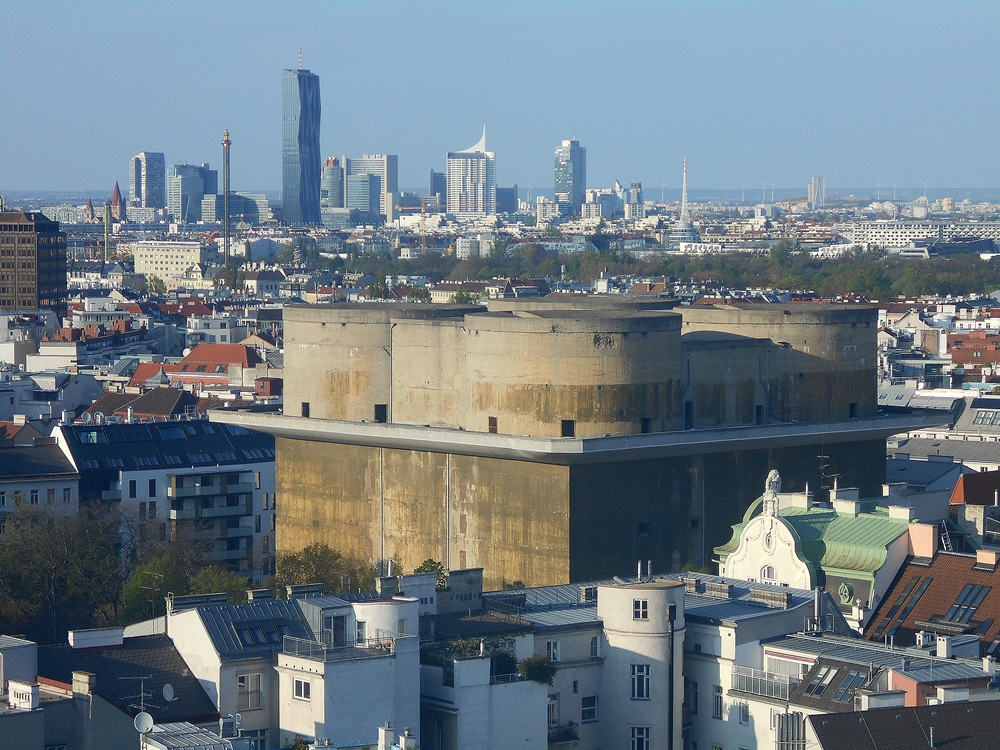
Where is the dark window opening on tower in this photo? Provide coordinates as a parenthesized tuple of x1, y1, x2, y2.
(641, 417, 652, 434)
(849, 402, 858, 419)
(374, 404, 388, 423)
(488, 416, 498, 434)
(755, 405, 764, 425)
(561, 420, 575, 438)
(301, 402, 310, 418)
(684, 402, 694, 430)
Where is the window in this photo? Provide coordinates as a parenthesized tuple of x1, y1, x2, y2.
(129, 480, 137, 498)
(712, 685, 723, 718)
(301, 402, 310, 418)
(46, 488, 55, 504)
(488, 416, 497, 433)
(398, 618, 405, 635)
(255, 515, 261, 533)
(547, 693, 559, 726)
(237, 673, 262, 710)
(148, 478, 156, 497)
(631, 726, 650, 750)
(832, 671, 866, 702)
(241, 729, 268, 750)
(581, 695, 598, 722)
(590, 635, 600, 658)
(254, 471, 261, 490)
(148, 501, 156, 520)
(738, 701, 750, 724)
(945, 583, 991, 624)
(0, 491, 5, 506)
(685, 679, 698, 714)
(374, 403, 388, 423)
(546, 641, 560, 663)
(81, 459, 100, 469)
(356, 621, 367, 643)
(641, 417, 652, 433)
(804, 666, 838, 697)
(62, 488, 71, 503)
(293, 678, 310, 700)
(30, 490, 38, 504)
(633, 599, 649, 619)
(761, 565, 775, 582)
(561, 419, 575, 437)
(631, 664, 650, 700)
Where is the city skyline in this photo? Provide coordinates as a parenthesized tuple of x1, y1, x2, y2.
(3, 1, 1000, 195)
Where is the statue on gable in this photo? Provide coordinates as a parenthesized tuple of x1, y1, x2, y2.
(762, 469, 781, 517)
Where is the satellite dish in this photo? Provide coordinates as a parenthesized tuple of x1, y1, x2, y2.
(82, 412, 92, 423)
(162, 683, 174, 702)
(134, 711, 154, 734)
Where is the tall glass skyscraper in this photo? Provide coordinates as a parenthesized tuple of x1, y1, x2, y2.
(129, 152, 166, 208)
(554, 138, 586, 214)
(446, 126, 495, 216)
(282, 68, 322, 225)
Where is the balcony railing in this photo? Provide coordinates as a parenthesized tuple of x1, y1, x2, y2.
(283, 633, 396, 662)
(548, 722, 579, 744)
(731, 665, 798, 700)
(490, 672, 527, 685)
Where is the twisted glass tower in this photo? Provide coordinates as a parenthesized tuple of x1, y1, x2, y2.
(282, 68, 322, 225)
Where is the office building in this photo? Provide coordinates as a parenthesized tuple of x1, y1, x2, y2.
(495, 185, 518, 214)
(0, 211, 67, 319)
(127, 240, 221, 277)
(429, 169, 447, 206)
(213, 298, 941, 591)
(554, 138, 586, 213)
(282, 68, 322, 225)
(809, 175, 826, 209)
(446, 126, 495, 216)
(167, 164, 217, 223)
(128, 151, 166, 208)
(344, 155, 397, 217)
(321, 157, 343, 208)
(346, 174, 381, 224)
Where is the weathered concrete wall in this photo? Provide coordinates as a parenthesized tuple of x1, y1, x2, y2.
(277, 437, 571, 589)
(460, 311, 683, 437)
(391, 319, 466, 426)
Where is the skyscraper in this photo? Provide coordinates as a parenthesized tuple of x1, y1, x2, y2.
(321, 157, 344, 208)
(344, 155, 397, 218)
(429, 169, 447, 207)
(809, 176, 826, 209)
(282, 67, 322, 225)
(0, 210, 67, 319)
(346, 174, 381, 224)
(128, 152, 166, 208)
(554, 137, 586, 214)
(167, 163, 217, 223)
(446, 126, 495, 216)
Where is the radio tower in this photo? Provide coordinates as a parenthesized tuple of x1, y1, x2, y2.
(222, 128, 231, 262)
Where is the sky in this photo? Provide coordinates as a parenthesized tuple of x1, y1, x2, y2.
(2, 0, 999, 196)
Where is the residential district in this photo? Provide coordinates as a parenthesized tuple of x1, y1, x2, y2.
(7, 66, 1000, 750)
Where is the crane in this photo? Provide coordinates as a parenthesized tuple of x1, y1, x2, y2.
(393, 195, 445, 253)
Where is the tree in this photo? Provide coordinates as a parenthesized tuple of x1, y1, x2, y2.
(274, 542, 347, 596)
(146, 275, 166, 295)
(405, 286, 431, 303)
(121, 554, 190, 624)
(450, 290, 480, 305)
(367, 269, 391, 300)
(768, 240, 794, 266)
(543, 224, 562, 238)
(519, 654, 558, 685)
(414, 558, 447, 588)
(189, 566, 250, 604)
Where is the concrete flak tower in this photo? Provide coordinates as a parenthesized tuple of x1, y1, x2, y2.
(222, 128, 231, 261)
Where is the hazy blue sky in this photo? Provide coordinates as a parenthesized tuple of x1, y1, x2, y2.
(2, 1, 998, 195)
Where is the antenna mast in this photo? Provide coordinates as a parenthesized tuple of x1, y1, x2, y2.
(298, 47, 303, 69)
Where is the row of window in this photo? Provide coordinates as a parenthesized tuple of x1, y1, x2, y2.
(0, 488, 72, 506)
(544, 636, 602, 663)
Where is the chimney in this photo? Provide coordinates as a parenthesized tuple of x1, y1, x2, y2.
(127, 406, 134, 424)
(376, 576, 398, 598)
(936, 635, 953, 659)
(72, 671, 96, 696)
(637, 560, 643, 579)
(814, 587, 822, 627)
(7, 680, 40, 710)
(400, 729, 417, 750)
(247, 588, 274, 601)
(61, 410, 73, 425)
(378, 723, 393, 750)
(832, 498, 861, 517)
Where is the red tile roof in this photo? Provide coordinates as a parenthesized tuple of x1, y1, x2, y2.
(864, 552, 1000, 656)
(182, 343, 262, 367)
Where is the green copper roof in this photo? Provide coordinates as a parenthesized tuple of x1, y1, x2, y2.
(715, 497, 911, 577)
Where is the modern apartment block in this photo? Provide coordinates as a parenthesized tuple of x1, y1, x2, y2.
(214, 297, 942, 590)
(446, 127, 495, 216)
(281, 68, 322, 225)
(53, 415, 276, 577)
(129, 151, 167, 208)
(0, 211, 67, 319)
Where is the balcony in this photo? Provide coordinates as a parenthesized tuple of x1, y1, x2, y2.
(283, 633, 396, 662)
(224, 525, 253, 539)
(209, 547, 248, 562)
(102, 489, 122, 501)
(170, 503, 247, 521)
(168, 481, 252, 499)
(548, 722, 579, 744)
(731, 665, 798, 700)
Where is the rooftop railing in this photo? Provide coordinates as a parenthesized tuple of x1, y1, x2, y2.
(283, 632, 395, 662)
(731, 665, 798, 700)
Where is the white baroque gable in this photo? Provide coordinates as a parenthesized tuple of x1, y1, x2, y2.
(721, 512, 812, 589)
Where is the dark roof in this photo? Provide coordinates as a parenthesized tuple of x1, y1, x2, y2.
(86, 391, 140, 417)
(192, 599, 311, 660)
(59, 417, 274, 499)
(37, 634, 218, 724)
(0, 443, 78, 480)
(256, 308, 282, 322)
(785, 657, 877, 714)
(125, 388, 199, 418)
(809, 699, 1000, 750)
(864, 552, 1000, 655)
(951, 469, 1000, 505)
